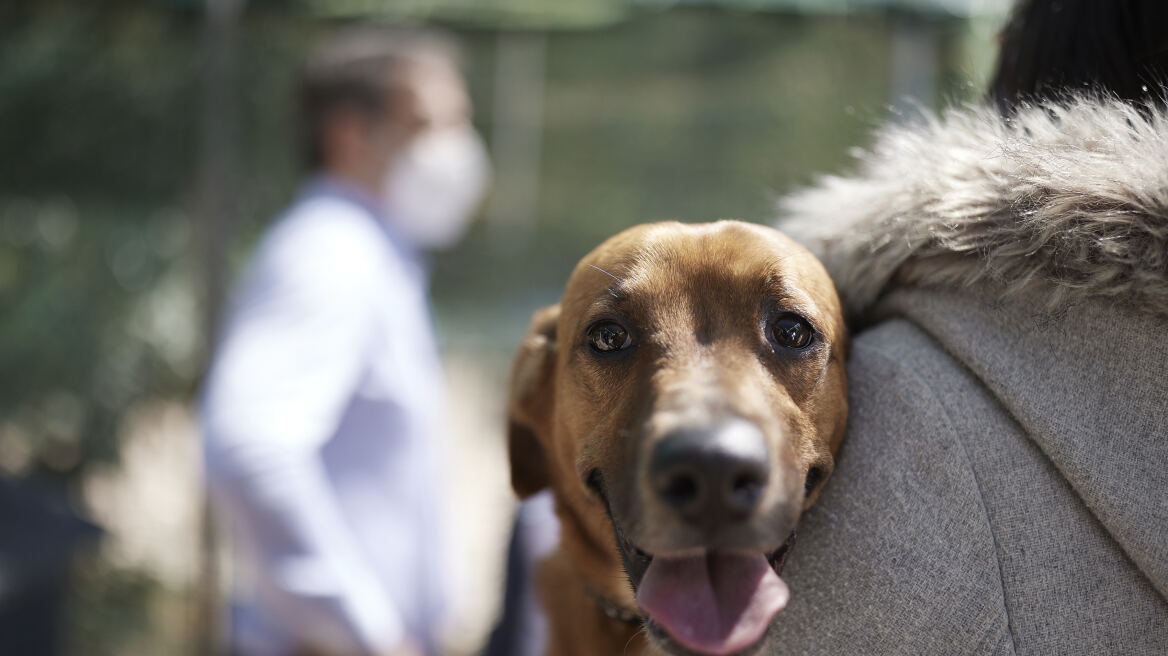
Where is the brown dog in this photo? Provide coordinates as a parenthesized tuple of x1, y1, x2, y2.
(507, 220, 847, 656)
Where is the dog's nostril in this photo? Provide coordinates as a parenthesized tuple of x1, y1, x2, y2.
(727, 470, 765, 515)
(659, 469, 701, 510)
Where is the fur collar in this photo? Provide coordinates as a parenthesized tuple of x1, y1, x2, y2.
(777, 98, 1168, 321)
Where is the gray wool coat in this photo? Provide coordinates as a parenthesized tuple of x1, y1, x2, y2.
(769, 99, 1168, 654)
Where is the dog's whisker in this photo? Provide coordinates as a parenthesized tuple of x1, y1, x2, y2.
(588, 263, 624, 285)
(625, 623, 650, 655)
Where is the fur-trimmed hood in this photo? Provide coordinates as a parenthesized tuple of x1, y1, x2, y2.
(778, 98, 1168, 321)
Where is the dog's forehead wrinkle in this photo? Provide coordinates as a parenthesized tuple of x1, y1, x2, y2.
(592, 241, 817, 342)
(634, 262, 800, 330)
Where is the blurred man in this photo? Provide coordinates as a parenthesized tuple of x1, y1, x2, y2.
(201, 28, 488, 656)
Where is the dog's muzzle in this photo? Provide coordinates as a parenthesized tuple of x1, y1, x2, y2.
(649, 419, 771, 529)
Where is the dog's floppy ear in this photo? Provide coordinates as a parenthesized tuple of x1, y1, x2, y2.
(507, 304, 560, 499)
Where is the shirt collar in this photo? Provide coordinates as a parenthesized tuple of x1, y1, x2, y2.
(299, 174, 429, 274)
(302, 174, 385, 219)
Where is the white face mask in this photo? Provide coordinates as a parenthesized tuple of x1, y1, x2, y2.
(382, 124, 490, 249)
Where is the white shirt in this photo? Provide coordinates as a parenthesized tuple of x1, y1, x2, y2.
(201, 177, 448, 655)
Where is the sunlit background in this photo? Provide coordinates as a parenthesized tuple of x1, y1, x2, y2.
(0, 1, 1008, 654)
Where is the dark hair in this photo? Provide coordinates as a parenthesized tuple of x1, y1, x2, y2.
(299, 27, 457, 169)
(988, 0, 1168, 113)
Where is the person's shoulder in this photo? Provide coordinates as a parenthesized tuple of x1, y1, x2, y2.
(256, 195, 397, 290)
(848, 319, 955, 400)
(851, 316, 999, 389)
(842, 317, 1001, 457)
(767, 317, 1016, 654)
(274, 195, 390, 259)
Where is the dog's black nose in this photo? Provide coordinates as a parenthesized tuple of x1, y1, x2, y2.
(650, 420, 770, 524)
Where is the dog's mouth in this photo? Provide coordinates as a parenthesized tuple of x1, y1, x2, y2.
(607, 499, 798, 656)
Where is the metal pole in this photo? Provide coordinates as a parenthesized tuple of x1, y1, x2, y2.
(195, 0, 243, 653)
(486, 31, 547, 252)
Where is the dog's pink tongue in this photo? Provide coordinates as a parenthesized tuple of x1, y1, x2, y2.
(637, 552, 789, 656)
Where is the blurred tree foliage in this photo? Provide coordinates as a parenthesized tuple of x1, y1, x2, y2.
(430, 8, 979, 351)
(0, 0, 981, 482)
(0, 1, 312, 481)
(1, 3, 198, 479)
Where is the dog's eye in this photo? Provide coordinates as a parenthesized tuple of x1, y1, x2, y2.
(587, 321, 632, 353)
(771, 314, 814, 350)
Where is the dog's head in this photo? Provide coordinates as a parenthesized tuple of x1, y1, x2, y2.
(508, 221, 847, 656)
